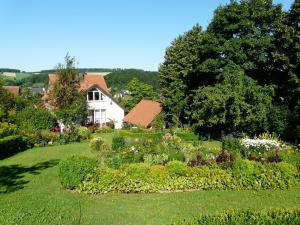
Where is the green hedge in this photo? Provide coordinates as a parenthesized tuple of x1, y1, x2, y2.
(171, 209, 300, 225)
(76, 160, 299, 194)
(58, 155, 98, 189)
(14, 107, 56, 131)
(0, 135, 32, 159)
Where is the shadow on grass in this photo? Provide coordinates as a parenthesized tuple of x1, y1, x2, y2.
(0, 159, 60, 194)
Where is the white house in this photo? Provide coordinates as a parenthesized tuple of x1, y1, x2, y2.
(46, 73, 125, 129)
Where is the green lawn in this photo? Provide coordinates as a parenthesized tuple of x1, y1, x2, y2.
(0, 142, 299, 225)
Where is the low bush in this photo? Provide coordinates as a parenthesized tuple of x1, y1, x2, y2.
(75, 126, 91, 140)
(171, 209, 300, 225)
(95, 127, 114, 133)
(176, 131, 199, 141)
(58, 155, 97, 189)
(166, 160, 188, 177)
(77, 158, 299, 194)
(112, 135, 125, 151)
(123, 163, 151, 179)
(0, 122, 17, 138)
(280, 149, 300, 169)
(14, 107, 56, 131)
(222, 137, 244, 157)
(0, 135, 32, 159)
(144, 153, 168, 165)
(89, 137, 110, 153)
(230, 159, 299, 189)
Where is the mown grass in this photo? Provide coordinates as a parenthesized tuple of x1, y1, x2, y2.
(0, 142, 299, 225)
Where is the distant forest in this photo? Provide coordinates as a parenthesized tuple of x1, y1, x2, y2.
(0, 68, 21, 73)
(1, 68, 159, 90)
(105, 69, 159, 91)
(40, 68, 114, 74)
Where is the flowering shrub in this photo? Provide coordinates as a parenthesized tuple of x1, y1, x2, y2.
(241, 138, 281, 157)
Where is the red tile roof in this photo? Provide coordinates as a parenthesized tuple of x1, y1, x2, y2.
(80, 74, 108, 93)
(123, 100, 162, 127)
(3, 86, 20, 96)
(48, 73, 109, 93)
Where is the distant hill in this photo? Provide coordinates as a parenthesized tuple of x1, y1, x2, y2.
(0, 68, 21, 73)
(105, 69, 159, 91)
(2, 72, 49, 88)
(40, 68, 113, 74)
(1, 68, 160, 90)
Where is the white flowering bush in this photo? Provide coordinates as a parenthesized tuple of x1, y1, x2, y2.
(241, 138, 281, 157)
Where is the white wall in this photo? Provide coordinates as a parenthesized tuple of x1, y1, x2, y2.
(87, 90, 124, 129)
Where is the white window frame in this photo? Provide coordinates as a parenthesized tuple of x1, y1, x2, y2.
(87, 88, 104, 102)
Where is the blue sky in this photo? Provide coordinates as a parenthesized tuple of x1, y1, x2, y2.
(0, 0, 294, 72)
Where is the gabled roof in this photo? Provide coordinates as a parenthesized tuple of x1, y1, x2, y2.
(3, 86, 20, 96)
(80, 74, 108, 93)
(86, 84, 125, 110)
(48, 73, 109, 93)
(123, 100, 162, 127)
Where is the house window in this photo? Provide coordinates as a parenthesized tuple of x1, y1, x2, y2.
(94, 92, 99, 101)
(101, 109, 106, 123)
(88, 92, 93, 101)
(95, 110, 100, 123)
(87, 88, 104, 101)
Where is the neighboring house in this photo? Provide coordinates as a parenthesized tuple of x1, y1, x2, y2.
(46, 73, 124, 129)
(123, 99, 162, 128)
(3, 86, 21, 96)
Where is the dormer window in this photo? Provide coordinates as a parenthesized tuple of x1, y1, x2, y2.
(87, 88, 104, 101)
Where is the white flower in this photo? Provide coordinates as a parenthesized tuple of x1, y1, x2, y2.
(241, 138, 280, 151)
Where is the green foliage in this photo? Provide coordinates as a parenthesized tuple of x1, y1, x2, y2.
(123, 163, 151, 179)
(0, 135, 32, 159)
(14, 107, 56, 131)
(192, 69, 273, 135)
(151, 112, 166, 131)
(280, 149, 300, 169)
(0, 122, 17, 138)
(165, 161, 188, 177)
(14, 88, 42, 111)
(159, 25, 217, 124)
(49, 55, 87, 125)
(75, 126, 91, 140)
(111, 135, 125, 151)
(89, 137, 110, 153)
(267, 104, 292, 138)
(172, 209, 300, 225)
(105, 69, 159, 92)
(144, 153, 169, 165)
(230, 159, 299, 190)
(0, 78, 15, 120)
(159, 0, 299, 142)
(77, 158, 299, 194)
(176, 130, 199, 141)
(222, 137, 244, 157)
(58, 155, 97, 189)
(121, 78, 159, 110)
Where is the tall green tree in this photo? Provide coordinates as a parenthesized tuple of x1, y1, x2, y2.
(159, 25, 222, 123)
(49, 55, 87, 125)
(122, 78, 158, 110)
(207, 0, 283, 84)
(192, 67, 274, 136)
(0, 76, 15, 121)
